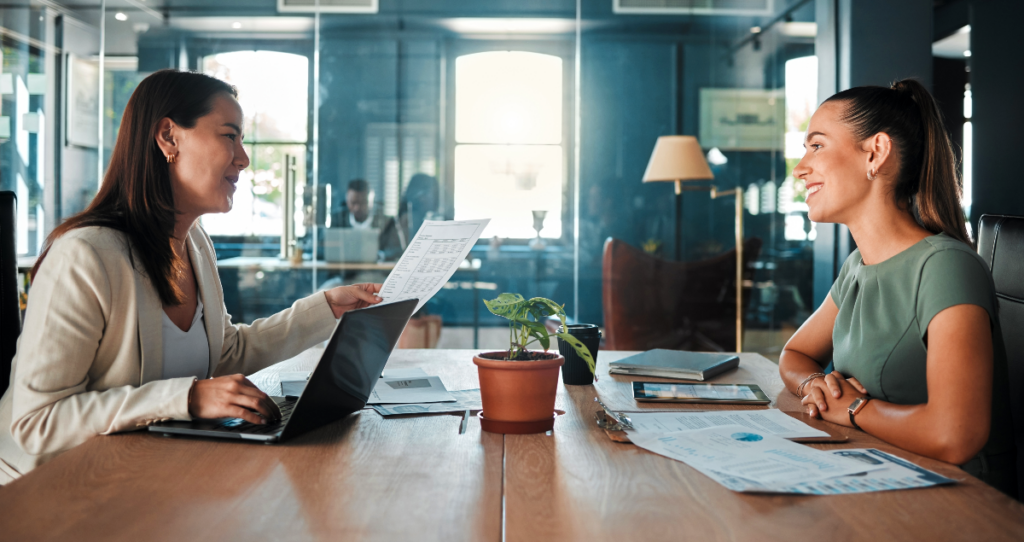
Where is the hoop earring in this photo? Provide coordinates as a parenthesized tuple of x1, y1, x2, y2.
(166, 153, 177, 164)
(867, 169, 877, 181)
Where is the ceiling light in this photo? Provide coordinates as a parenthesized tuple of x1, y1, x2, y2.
(963, 50, 972, 57)
(750, 26, 762, 34)
(232, 21, 243, 29)
(781, 22, 817, 38)
(114, 12, 128, 21)
(441, 18, 576, 34)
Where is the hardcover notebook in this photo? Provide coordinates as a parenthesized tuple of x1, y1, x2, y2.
(608, 349, 740, 381)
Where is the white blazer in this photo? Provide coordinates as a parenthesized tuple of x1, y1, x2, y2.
(0, 224, 337, 483)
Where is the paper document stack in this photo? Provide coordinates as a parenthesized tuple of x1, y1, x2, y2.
(628, 419, 955, 494)
(370, 389, 482, 417)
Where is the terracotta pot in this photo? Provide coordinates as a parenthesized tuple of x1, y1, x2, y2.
(473, 352, 564, 423)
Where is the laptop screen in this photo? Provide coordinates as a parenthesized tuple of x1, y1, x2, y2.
(280, 298, 418, 440)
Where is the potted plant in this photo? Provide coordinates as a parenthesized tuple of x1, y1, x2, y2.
(474, 293, 596, 434)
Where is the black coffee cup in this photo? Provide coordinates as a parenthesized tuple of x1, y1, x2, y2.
(557, 324, 601, 386)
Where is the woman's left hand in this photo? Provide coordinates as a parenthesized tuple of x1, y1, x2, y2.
(324, 283, 383, 318)
(801, 371, 867, 427)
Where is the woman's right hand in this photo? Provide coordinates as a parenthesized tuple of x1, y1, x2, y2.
(188, 374, 281, 424)
(803, 371, 868, 417)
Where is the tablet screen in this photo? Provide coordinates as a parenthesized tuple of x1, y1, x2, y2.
(632, 382, 769, 403)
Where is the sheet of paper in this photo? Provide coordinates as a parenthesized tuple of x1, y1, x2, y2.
(279, 371, 311, 396)
(625, 409, 829, 440)
(692, 448, 956, 494)
(377, 219, 489, 312)
(630, 425, 883, 485)
(381, 368, 429, 379)
(278, 368, 430, 397)
(367, 375, 455, 404)
(371, 389, 482, 416)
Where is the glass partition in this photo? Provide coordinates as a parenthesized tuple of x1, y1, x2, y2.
(1, 3, 63, 258)
(578, 0, 816, 360)
(13, 0, 817, 357)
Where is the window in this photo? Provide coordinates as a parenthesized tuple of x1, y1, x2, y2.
(199, 51, 309, 237)
(453, 51, 563, 239)
(782, 55, 818, 241)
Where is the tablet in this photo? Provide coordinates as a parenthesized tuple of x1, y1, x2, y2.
(632, 382, 771, 404)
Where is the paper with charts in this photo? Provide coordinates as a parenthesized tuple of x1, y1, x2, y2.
(629, 425, 955, 494)
(377, 219, 489, 312)
(629, 425, 885, 486)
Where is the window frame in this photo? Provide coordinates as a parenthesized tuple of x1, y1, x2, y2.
(443, 38, 576, 246)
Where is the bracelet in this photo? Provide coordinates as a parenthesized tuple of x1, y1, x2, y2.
(796, 372, 826, 398)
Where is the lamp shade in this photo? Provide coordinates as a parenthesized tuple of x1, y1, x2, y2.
(642, 135, 714, 183)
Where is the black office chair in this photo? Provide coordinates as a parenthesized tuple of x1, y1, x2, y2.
(977, 215, 1024, 500)
(0, 191, 19, 396)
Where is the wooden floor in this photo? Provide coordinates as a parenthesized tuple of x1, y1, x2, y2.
(0, 349, 1022, 541)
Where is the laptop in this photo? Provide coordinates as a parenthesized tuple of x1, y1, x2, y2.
(148, 298, 418, 443)
(323, 227, 380, 263)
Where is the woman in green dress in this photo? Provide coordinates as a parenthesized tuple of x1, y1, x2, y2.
(779, 79, 1016, 496)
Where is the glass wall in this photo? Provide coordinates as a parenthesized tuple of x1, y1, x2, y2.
(0, 3, 57, 259)
(578, 0, 816, 360)
(8, 0, 817, 358)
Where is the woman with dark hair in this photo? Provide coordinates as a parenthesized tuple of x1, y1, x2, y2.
(0, 69, 382, 483)
(779, 79, 1015, 495)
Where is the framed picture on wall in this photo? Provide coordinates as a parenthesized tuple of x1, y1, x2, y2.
(66, 54, 99, 148)
(699, 88, 785, 151)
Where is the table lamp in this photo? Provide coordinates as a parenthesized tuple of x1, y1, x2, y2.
(641, 135, 745, 352)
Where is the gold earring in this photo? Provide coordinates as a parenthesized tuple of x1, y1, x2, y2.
(867, 169, 877, 181)
(166, 153, 176, 164)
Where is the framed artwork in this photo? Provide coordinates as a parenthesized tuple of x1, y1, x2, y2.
(699, 88, 785, 151)
(66, 54, 99, 148)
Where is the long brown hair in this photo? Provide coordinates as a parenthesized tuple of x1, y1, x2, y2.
(34, 69, 237, 305)
(824, 78, 971, 245)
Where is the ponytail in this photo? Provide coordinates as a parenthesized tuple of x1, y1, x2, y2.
(824, 79, 971, 245)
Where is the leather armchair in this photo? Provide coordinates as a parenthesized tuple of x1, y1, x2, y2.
(977, 214, 1024, 500)
(601, 237, 761, 352)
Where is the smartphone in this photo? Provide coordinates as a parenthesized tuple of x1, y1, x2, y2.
(632, 382, 771, 404)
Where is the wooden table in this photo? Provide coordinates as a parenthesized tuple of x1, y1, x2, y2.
(0, 350, 1022, 541)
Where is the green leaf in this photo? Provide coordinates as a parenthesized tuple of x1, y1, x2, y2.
(530, 329, 550, 351)
(528, 297, 566, 319)
(484, 293, 525, 319)
(555, 331, 596, 378)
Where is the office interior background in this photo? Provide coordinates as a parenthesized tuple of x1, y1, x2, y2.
(2, 0, 1021, 360)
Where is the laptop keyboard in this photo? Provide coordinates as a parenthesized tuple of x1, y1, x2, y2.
(214, 399, 296, 435)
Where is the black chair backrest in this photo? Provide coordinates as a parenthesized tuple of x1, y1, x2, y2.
(977, 214, 1024, 499)
(0, 191, 19, 396)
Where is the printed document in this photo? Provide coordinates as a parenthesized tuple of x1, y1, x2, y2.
(381, 368, 429, 379)
(371, 389, 482, 416)
(378, 219, 490, 312)
(684, 448, 956, 494)
(368, 376, 455, 404)
(625, 410, 829, 440)
(277, 368, 429, 397)
(629, 425, 883, 485)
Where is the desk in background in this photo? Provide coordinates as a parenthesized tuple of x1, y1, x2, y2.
(0, 350, 1021, 541)
(217, 257, 485, 348)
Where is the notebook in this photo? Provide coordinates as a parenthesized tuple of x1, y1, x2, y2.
(608, 349, 740, 381)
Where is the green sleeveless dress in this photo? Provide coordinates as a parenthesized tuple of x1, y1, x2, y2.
(830, 233, 1016, 494)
